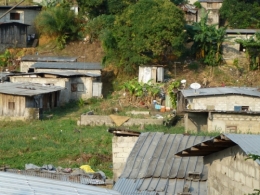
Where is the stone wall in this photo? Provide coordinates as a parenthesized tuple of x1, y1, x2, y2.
(188, 95, 260, 112)
(205, 145, 260, 195)
(112, 136, 138, 182)
(208, 113, 260, 134)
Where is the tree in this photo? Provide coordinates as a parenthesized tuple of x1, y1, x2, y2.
(219, 0, 260, 29)
(186, 12, 226, 70)
(101, 0, 186, 72)
(235, 32, 260, 70)
(77, 0, 187, 19)
(76, 0, 137, 19)
(35, 4, 83, 49)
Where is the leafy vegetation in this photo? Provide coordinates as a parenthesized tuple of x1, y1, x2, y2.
(101, 0, 186, 72)
(0, 50, 11, 67)
(219, 0, 260, 29)
(186, 12, 226, 73)
(35, 1, 84, 49)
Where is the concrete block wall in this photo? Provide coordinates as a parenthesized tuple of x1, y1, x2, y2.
(78, 115, 164, 126)
(20, 62, 35, 73)
(189, 95, 260, 112)
(205, 145, 260, 195)
(112, 136, 138, 182)
(208, 113, 260, 134)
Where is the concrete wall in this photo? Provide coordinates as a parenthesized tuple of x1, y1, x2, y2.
(184, 112, 208, 132)
(205, 145, 260, 195)
(223, 34, 250, 61)
(208, 113, 260, 134)
(112, 136, 138, 182)
(187, 95, 260, 112)
(20, 61, 35, 72)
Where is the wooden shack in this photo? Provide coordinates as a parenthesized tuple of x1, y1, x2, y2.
(0, 82, 63, 120)
(0, 22, 29, 51)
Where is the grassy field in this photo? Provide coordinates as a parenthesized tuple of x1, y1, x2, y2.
(0, 98, 199, 179)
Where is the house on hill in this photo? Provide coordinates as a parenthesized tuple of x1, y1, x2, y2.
(0, 5, 42, 35)
(9, 71, 102, 103)
(0, 5, 42, 50)
(176, 133, 260, 195)
(177, 87, 260, 133)
(223, 29, 260, 64)
(0, 82, 63, 120)
(198, 0, 223, 27)
(20, 55, 78, 73)
(113, 132, 210, 195)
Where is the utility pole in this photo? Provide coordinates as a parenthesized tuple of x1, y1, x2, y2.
(174, 62, 181, 79)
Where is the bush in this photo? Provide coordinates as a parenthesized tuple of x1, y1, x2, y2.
(188, 61, 199, 71)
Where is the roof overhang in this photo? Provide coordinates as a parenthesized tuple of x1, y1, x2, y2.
(175, 134, 236, 157)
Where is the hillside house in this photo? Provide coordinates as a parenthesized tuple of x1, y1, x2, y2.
(0, 5, 42, 50)
(198, 0, 223, 27)
(20, 55, 77, 73)
(0, 82, 63, 120)
(223, 29, 260, 64)
(0, 5, 42, 35)
(9, 71, 102, 103)
(181, 4, 198, 25)
(113, 132, 210, 195)
(176, 133, 260, 195)
(177, 87, 260, 133)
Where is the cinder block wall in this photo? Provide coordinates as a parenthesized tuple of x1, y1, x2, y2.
(208, 113, 260, 134)
(205, 145, 260, 195)
(112, 136, 138, 182)
(189, 95, 260, 112)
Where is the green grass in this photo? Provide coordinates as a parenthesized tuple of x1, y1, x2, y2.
(0, 98, 218, 179)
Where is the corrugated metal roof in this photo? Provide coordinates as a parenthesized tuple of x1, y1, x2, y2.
(32, 62, 103, 70)
(0, 5, 42, 9)
(114, 178, 207, 195)
(9, 71, 101, 77)
(21, 55, 77, 62)
(176, 133, 260, 164)
(0, 82, 63, 96)
(226, 29, 260, 34)
(0, 171, 121, 195)
(6, 169, 105, 185)
(224, 134, 260, 163)
(115, 133, 210, 195)
(181, 87, 260, 98)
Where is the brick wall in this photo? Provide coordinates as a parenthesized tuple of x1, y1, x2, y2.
(112, 136, 138, 182)
(189, 95, 260, 112)
(205, 145, 260, 195)
(208, 113, 260, 134)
